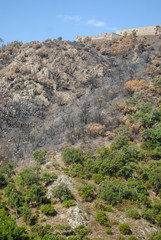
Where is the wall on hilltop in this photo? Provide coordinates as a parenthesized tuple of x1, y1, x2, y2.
(116, 25, 161, 36)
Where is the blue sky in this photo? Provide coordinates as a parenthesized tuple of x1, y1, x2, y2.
(1, 0, 161, 43)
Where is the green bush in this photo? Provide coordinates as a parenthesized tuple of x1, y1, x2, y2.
(128, 236, 138, 240)
(62, 199, 76, 208)
(148, 231, 161, 240)
(152, 77, 161, 87)
(94, 211, 109, 226)
(94, 201, 108, 211)
(41, 204, 57, 216)
(141, 209, 154, 221)
(26, 183, 46, 206)
(96, 146, 111, 159)
(78, 184, 95, 201)
(19, 167, 39, 186)
(22, 204, 38, 225)
(110, 135, 129, 151)
(148, 167, 161, 194)
(30, 223, 53, 237)
(32, 150, 47, 164)
(141, 123, 161, 150)
(149, 147, 161, 160)
(41, 171, 58, 185)
(105, 226, 112, 234)
(0, 172, 6, 188)
(99, 180, 133, 205)
(118, 223, 131, 235)
(156, 212, 161, 226)
(0, 208, 30, 239)
(61, 147, 84, 165)
(92, 174, 104, 184)
(55, 224, 71, 231)
(52, 183, 72, 202)
(1, 162, 15, 178)
(74, 225, 90, 237)
(126, 209, 140, 219)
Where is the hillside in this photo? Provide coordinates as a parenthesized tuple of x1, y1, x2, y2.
(0, 35, 161, 240)
(0, 35, 160, 163)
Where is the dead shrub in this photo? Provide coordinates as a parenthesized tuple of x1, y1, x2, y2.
(124, 79, 147, 93)
(86, 123, 106, 137)
(36, 48, 48, 58)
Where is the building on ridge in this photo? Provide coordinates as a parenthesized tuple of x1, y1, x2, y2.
(76, 25, 161, 42)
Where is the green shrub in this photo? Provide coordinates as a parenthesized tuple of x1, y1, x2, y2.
(52, 183, 72, 202)
(23, 211, 37, 226)
(92, 174, 104, 184)
(1, 162, 15, 178)
(94, 201, 108, 211)
(0, 172, 6, 188)
(106, 205, 113, 212)
(32, 150, 47, 164)
(22, 204, 38, 225)
(116, 237, 125, 240)
(41, 171, 58, 185)
(30, 223, 53, 237)
(156, 212, 161, 226)
(105, 227, 112, 234)
(78, 184, 95, 201)
(148, 231, 161, 240)
(26, 183, 46, 206)
(114, 124, 130, 138)
(55, 224, 71, 231)
(141, 209, 154, 221)
(126, 209, 140, 219)
(96, 146, 111, 159)
(41, 204, 56, 216)
(94, 211, 109, 226)
(0, 209, 30, 239)
(111, 136, 129, 151)
(148, 167, 161, 194)
(149, 147, 161, 160)
(141, 123, 161, 150)
(128, 236, 138, 240)
(118, 223, 131, 235)
(152, 77, 161, 87)
(74, 225, 90, 237)
(62, 200, 76, 208)
(99, 180, 133, 205)
(61, 147, 84, 165)
(19, 167, 39, 186)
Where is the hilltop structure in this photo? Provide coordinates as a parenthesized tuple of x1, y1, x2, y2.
(117, 25, 161, 36)
(76, 25, 161, 42)
(76, 33, 120, 42)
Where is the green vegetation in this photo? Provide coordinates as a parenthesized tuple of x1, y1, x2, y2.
(62, 199, 76, 208)
(41, 204, 57, 216)
(33, 150, 47, 164)
(61, 147, 84, 165)
(52, 183, 73, 202)
(128, 237, 138, 240)
(126, 209, 140, 219)
(1, 65, 161, 239)
(105, 226, 112, 234)
(94, 211, 109, 226)
(78, 184, 95, 201)
(41, 171, 58, 185)
(152, 77, 161, 87)
(118, 223, 131, 235)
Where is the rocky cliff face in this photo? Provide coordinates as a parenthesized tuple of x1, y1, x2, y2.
(0, 36, 161, 163)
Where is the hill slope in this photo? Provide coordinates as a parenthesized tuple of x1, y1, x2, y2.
(0, 36, 161, 163)
(0, 35, 161, 240)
